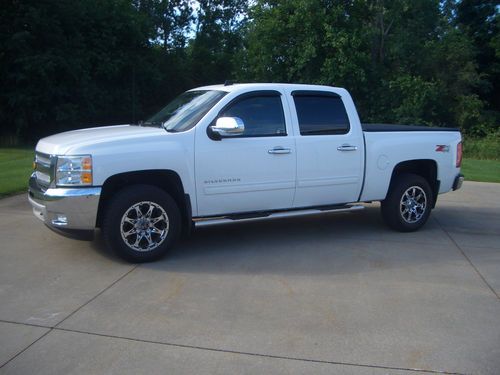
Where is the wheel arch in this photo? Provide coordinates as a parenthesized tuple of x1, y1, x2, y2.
(96, 170, 191, 232)
(387, 159, 439, 207)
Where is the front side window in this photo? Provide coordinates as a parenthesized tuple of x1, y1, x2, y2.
(148, 90, 227, 132)
(293, 94, 350, 135)
(220, 94, 286, 137)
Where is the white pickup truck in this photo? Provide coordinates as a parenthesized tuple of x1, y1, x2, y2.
(29, 83, 464, 262)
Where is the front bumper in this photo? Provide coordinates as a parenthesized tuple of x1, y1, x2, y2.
(28, 173, 101, 231)
(453, 173, 464, 191)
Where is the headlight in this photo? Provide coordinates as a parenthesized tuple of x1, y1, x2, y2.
(56, 155, 93, 186)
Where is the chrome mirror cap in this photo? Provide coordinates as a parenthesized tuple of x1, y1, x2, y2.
(212, 117, 245, 136)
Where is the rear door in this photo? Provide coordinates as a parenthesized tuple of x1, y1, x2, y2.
(286, 89, 364, 207)
(195, 90, 297, 216)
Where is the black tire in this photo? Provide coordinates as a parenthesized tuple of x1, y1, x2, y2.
(381, 173, 433, 232)
(102, 184, 181, 262)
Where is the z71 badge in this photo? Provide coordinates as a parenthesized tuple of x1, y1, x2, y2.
(435, 145, 450, 152)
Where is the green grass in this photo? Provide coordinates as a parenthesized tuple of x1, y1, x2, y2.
(461, 132, 500, 182)
(463, 132, 500, 160)
(461, 159, 500, 183)
(0, 148, 34, 197)
(0, 147, 499, 198)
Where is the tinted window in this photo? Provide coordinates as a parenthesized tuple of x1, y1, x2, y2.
(220, 95, 286, 137)
(294, 95, 350, 135)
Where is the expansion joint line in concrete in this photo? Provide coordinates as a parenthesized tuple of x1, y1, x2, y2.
(434, 217, 500, 300)
(0, 265, 139, 370)
(53, 265, 139, 329)
(0, 319, 467, 375)
(0, 328, 51, 369)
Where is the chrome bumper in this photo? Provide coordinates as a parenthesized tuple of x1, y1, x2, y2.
(28, 173, 101, 230)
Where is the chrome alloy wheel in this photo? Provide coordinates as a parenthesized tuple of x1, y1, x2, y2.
(120, 201, 169, 252)
(400, 186, 427, 224)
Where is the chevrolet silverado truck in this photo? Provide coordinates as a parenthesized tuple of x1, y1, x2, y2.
(28, 83, 464, 262)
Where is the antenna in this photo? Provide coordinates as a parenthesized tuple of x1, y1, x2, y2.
(224, 80, 234, 86)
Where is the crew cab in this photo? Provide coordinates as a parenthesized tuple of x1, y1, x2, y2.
(28, 83, 464, 262)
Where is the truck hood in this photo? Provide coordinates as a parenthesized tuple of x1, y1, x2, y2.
(36, 125, 167, 155)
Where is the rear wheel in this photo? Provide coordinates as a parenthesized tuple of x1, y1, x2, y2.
(381, 173, 433, 232)
(102, 185, 181, 262)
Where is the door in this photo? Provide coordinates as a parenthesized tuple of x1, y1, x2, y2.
(288, 90, 364, 207)
(195, 90, 296, 216)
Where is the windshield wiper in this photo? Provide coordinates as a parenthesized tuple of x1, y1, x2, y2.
(138, 120, 163, 128)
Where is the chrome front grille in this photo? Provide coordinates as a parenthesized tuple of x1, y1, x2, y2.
(34, 152, 55, 188)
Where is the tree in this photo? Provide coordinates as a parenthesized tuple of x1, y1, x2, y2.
(187, 0, 248, 86)
(0, 0, 194, 142)
(455, 0, 499, 133)
(240, 0, 492, 133)
(0, 0, 497, 143)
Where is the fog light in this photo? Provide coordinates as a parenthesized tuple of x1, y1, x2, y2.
(52, 214, 68, 226)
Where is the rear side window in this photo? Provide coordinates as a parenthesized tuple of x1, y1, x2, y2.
(293, 94, 350, 135)
(220, 95, 286, 137)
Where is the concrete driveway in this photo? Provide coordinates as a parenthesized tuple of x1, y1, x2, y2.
(0, 181, 499, 375)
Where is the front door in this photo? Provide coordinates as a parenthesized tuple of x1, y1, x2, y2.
(195, 90, 296, 217)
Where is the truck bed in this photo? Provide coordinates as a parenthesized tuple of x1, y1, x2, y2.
(362, 123, 459, 132)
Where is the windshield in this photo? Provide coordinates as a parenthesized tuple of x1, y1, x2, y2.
(147, 90, 227, 132)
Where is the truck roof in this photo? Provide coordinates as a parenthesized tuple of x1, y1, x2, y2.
(191, 83, 344, 93)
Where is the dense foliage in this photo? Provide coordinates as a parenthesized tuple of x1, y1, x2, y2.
(0, 0, 498, 143)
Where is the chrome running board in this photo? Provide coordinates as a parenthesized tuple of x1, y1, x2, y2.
(194, 205, 365, 227)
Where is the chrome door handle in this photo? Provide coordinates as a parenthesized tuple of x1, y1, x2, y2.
(337, 144, 358, 152)
(268, 147, 291, 154)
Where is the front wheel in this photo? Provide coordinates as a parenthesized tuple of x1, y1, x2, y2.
(102, 185, 181, 262)
(381, 173, 433, 232)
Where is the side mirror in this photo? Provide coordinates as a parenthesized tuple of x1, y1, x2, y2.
(209, 117, 245, 139)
